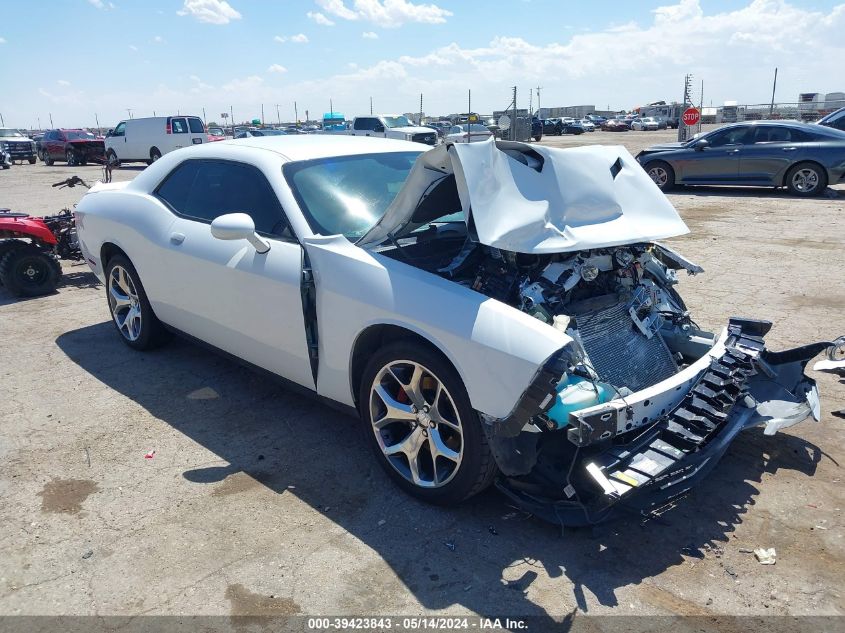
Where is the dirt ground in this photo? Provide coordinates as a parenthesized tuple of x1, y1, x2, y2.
(1, 129, 843, 626)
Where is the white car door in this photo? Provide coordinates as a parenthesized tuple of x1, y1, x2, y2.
(149, 158, 314, 389)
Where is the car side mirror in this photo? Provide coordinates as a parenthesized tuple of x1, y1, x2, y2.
(210, 213, 270, 253)
(106, 129, 114, 137)
(694, 139, 709, 151)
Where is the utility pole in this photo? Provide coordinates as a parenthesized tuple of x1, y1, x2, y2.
(536, 85, 542, 119)
(49, 113, 54, 127)
(370, 97, 373, 115)
(126, 108, 133, 120)
(699, 79, 704, 134)
(95, 113, 100, 132)
(202, 107, 206, 123)
(275, 104, 281, 126)
(294, 101, 299, 125)
(511, 86, 517, 141)
(769, 67, 778, 116)
(230, 105, 234, 128)
(419, 93, 423, 125)
(37, 117, 41, 130)
(0, 113, 4, 127)
(261, 104, 265, 126)
(529, 88, 533, 119)
(330, 98, 333, 115)
(678, 74, 693, 142)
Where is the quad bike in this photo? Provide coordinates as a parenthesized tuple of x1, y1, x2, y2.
(0, 176, 89, 297)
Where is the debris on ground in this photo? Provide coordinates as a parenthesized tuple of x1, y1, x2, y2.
(144, 450, 156, 459)
(754, 548, 777, 565)
(488, 526, 498, 536)
(82, 550, 93, 559)
(377, 519, 386, 527)
(444, 540, 456, 552)
(738, 548, 754, 554)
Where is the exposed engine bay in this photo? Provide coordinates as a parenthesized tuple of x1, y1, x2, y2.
(378, 229, 835, 525)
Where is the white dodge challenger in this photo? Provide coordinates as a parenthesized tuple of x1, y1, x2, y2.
(75, 135, 841, 525)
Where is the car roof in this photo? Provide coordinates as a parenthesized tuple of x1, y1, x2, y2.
(189, 134, 427, 162)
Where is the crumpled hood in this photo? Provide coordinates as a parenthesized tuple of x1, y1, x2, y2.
(358, 138, 689, 254)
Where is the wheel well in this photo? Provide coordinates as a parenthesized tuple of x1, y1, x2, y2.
(100, 242, 128, 268)
(150, 147, 161, 157)
(349, 324, 453, 408)
(782, 160, 826, 187)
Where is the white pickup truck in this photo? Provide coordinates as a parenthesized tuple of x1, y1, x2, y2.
(348, 115, 438, 146)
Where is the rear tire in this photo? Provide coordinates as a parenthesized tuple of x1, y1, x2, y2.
(0, 245, 61, 297)
(106, 149, 120, 168)
(646, 160, 675, 191)
(65, 149, 76, 166)
(358, 341, 498, 505)
(28, 157, 36, 165)
(149, 147, 162, 164)
(104, 255, 170, 350)
(785, 162, 827, 197)
(0, 240, 27, 285)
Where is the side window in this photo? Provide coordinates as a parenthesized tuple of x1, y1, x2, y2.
(354, 118, 375, 131)
(113, 122, 126, 137)
(155, 160, 291, 237)
(707, 126, 749, 147)
(752, 127, 809, 144)
(171, 118, 188, 134)
(188, 118, 205, 134)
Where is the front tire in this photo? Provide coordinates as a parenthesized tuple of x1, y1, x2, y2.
(358, 341, 497, 505)
(28, 157, 36, 164)
(646, 160, 675, 191)
(149, 147, 162, 164)
(65, 149, 76, 166)
(106, 149, 120, 168)
(104, 255, 170, 350)
(786, 162, 827, 197)
(0, 245, 61, 297)
(42, 150, 54, 166)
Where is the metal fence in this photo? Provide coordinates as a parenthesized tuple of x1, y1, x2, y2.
(702, 100, 844, 124)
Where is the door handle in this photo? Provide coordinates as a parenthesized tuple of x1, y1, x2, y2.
(170, 232, 185, 245)
(782, 147, 797, 151)
(727, 149, 740, 154)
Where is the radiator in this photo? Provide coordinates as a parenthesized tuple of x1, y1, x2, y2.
(575, 301, 678, 392)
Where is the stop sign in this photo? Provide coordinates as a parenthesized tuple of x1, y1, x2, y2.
(682, 107, 700, 126)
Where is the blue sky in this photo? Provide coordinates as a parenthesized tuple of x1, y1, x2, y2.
(1, 0, 843, 128)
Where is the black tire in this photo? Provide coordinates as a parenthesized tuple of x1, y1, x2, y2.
(65, 149, 76, 166)
(358, 341, 498, 505)
(785, 162, 827, 197)
(0, 240, 27, 285)
(79, 158, 88, 166)
(103, 254, 170, 350)
(0, 245, 61, 297)
(646, 160, 675, 191)
(106, 149, 120, 168)
(28, 157, 36, 165)
(149, 147, 162, 164)
(533, 135, 542, 142)
(42, 150, 54, 166)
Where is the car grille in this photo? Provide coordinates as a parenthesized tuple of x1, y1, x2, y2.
(575, 301, 678, 392)
(412, 133, 437, 145)
(6, 143, 34, 156)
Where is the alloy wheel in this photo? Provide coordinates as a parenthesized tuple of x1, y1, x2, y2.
(791, 168, 819, 193)
(648, 165, 669, 187)
(369, 360, 464, 488)
(108, 265, 143, 341)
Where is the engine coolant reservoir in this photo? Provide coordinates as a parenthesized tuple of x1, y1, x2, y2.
(546, 375, 612, 429)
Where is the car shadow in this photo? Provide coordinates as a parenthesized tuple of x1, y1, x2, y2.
(0, 267, 101, 306)
(667, 185, 841, 199)
(55, 323, 827, 625)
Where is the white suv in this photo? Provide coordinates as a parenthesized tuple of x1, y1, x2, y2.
(349, 115, 437, 145)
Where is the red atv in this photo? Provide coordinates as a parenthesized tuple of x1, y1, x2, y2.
(0, 177, 88, 297)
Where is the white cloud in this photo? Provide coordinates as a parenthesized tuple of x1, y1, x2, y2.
(153, 35, 164, 42)
(222, 75, 263, 93)
(0, 37, 6, 44)
(275, 33, 309, 43)
(88, 0, 116, 9)
(177, 0, 241, 25)
(128, 44, 138, 51)
(307, 11, 335, 25)
(268, 64, 288, 73)
(316, 0, 452, 27)
(58, 80, 71, 86)
(362, 31, 378, 39)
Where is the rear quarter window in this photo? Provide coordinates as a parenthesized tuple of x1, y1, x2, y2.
(188, 118, 205, 134)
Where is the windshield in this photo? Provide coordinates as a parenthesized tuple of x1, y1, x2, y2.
(65, 131, 97, 140)
(0, 129, 24, 137)
(285, 151, 422, 238)
(383, 116, 412, 128)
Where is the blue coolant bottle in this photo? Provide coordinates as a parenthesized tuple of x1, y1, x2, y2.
(546, 375, 613, 429)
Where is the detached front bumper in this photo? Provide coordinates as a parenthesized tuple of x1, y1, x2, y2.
(490, 318, 835, 526)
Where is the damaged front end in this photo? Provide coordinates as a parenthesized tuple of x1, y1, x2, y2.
(362, 139, 838, 525)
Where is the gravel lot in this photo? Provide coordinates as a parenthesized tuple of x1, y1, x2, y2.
(1, 129, 843, 625)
